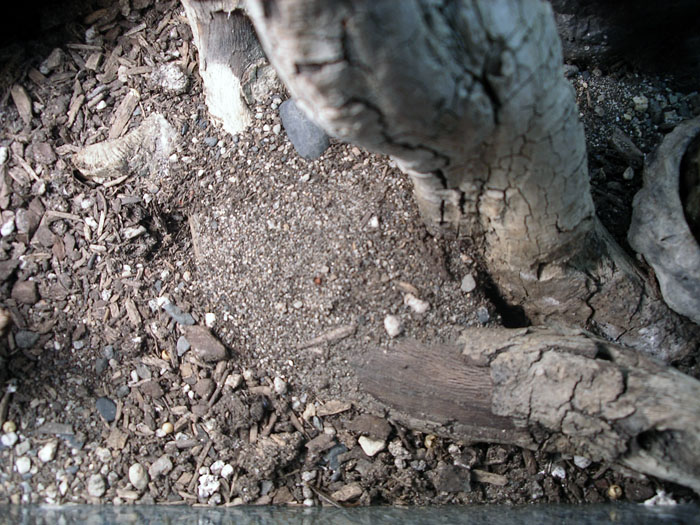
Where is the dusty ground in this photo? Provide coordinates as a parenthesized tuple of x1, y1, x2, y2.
(0, 0, 698, 508)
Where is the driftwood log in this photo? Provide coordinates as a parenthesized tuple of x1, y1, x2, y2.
(358, 327, 700, 494)
(244, 0, 698, 363)
(181, 0, 700, 494)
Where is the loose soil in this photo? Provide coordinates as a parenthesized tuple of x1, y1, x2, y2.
(0, 0, 698, 508)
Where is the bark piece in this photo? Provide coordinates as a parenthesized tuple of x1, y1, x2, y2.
(10, 84, 32, 126)
(72, 113, 176, 181)
(357, 328, 700, 494)
(108, 89, 140, 139)
(629, 117, 700, 325)
(330, 483, 363, 502)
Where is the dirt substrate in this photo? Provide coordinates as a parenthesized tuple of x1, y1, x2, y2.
(0, 0, 699, 508)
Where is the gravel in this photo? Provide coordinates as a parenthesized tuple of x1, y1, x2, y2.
(86, 474, 106, 498)
(95, 397, 117, 422)
(383, 315, 403, 338)
(38, 442, 58, 463)
(128, 463, 149, 491)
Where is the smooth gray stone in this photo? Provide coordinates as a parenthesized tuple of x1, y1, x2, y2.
(280, 99, 330, 160)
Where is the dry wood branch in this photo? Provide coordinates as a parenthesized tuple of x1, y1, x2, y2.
(357, 327, 700, 494)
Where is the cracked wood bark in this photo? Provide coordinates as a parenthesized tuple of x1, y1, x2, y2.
(245, 0, 698, 361)
(357, 328, 700, 494)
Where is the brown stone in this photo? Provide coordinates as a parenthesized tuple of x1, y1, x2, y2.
(11, 280, 39, 304)
(140, 380, 164, 399)
(182, 325, 228, 362)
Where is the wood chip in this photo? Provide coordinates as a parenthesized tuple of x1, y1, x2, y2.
(67, 94, 85, 128)
(297, 324, 356, 350)
(472, 469, 508, 486)
(10, 85, 32, 126)
(106, 428, 128, 450)
(317, 400, 352, 417)
(14, 155, 39, 181)
(396, 281, 420, 295)
(125, 298, 141, 326)
(109, 89, 140, 139)
(124, 23, 147, 37)
(27, 68, 47, 85)
(330, 482, 363, 502)
(85, 52, 103, 71)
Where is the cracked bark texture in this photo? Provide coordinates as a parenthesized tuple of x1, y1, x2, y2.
(359, 328, 700, 493)
(246, 0, 698, 361)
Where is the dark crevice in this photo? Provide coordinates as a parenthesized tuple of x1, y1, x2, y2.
(594, 342, 614, 361)
(481, 273, 531, 328)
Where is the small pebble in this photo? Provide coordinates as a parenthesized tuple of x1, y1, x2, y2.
(220, 464, 234, 479)
(210, 460, 225, 475)
(551, 465, 566, 479)
(301, 471, 317, 482)
(176, 335, 191, 356)
(2, 421, 16, 433)
(204, 136, 218, 147)
(149, 454, 173, 479)
(1, 217, 15, 237)
(15, 331, 39, 349)
(162, 302, 195, 325)
(404, 293, 430, 314)
(161, 422, 174, 435)
(383, 315, 402, 338)
(358, 435, 386, 457)
(622, 166, 634, 181)
(15, 457, 31, 475)
(95, 447, 111, 462)
(461, 273, 477, 293)
(129, 463, 149, 491)
(15, 440, 30, 456)
(574, 456, 592, 469)
(95, 397, 117, 422)
(273, 376, 287, 395)
(198, 474, 220, 498)
(632, 95, 649, 113)
(204, 312, 216, 327)
(1, 432, 18, 447)
(368, 216, 380, 229)
(38, 441, 58, 463)
(476, 306, 490, 324)
(183, 325, 228, 362)
(87, 474, 106, 497)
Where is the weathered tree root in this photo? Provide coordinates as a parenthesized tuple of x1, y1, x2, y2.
(499, 219, 700, 363)
(72, 113, 176, 181)
(244, 0, 698, 361)
(181, 0, 282, 135)
(358, 327, 700, 494)
(629, 116, 700, 326)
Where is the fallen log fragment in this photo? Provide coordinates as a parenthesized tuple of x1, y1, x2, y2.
(357, 327, 700, 494)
